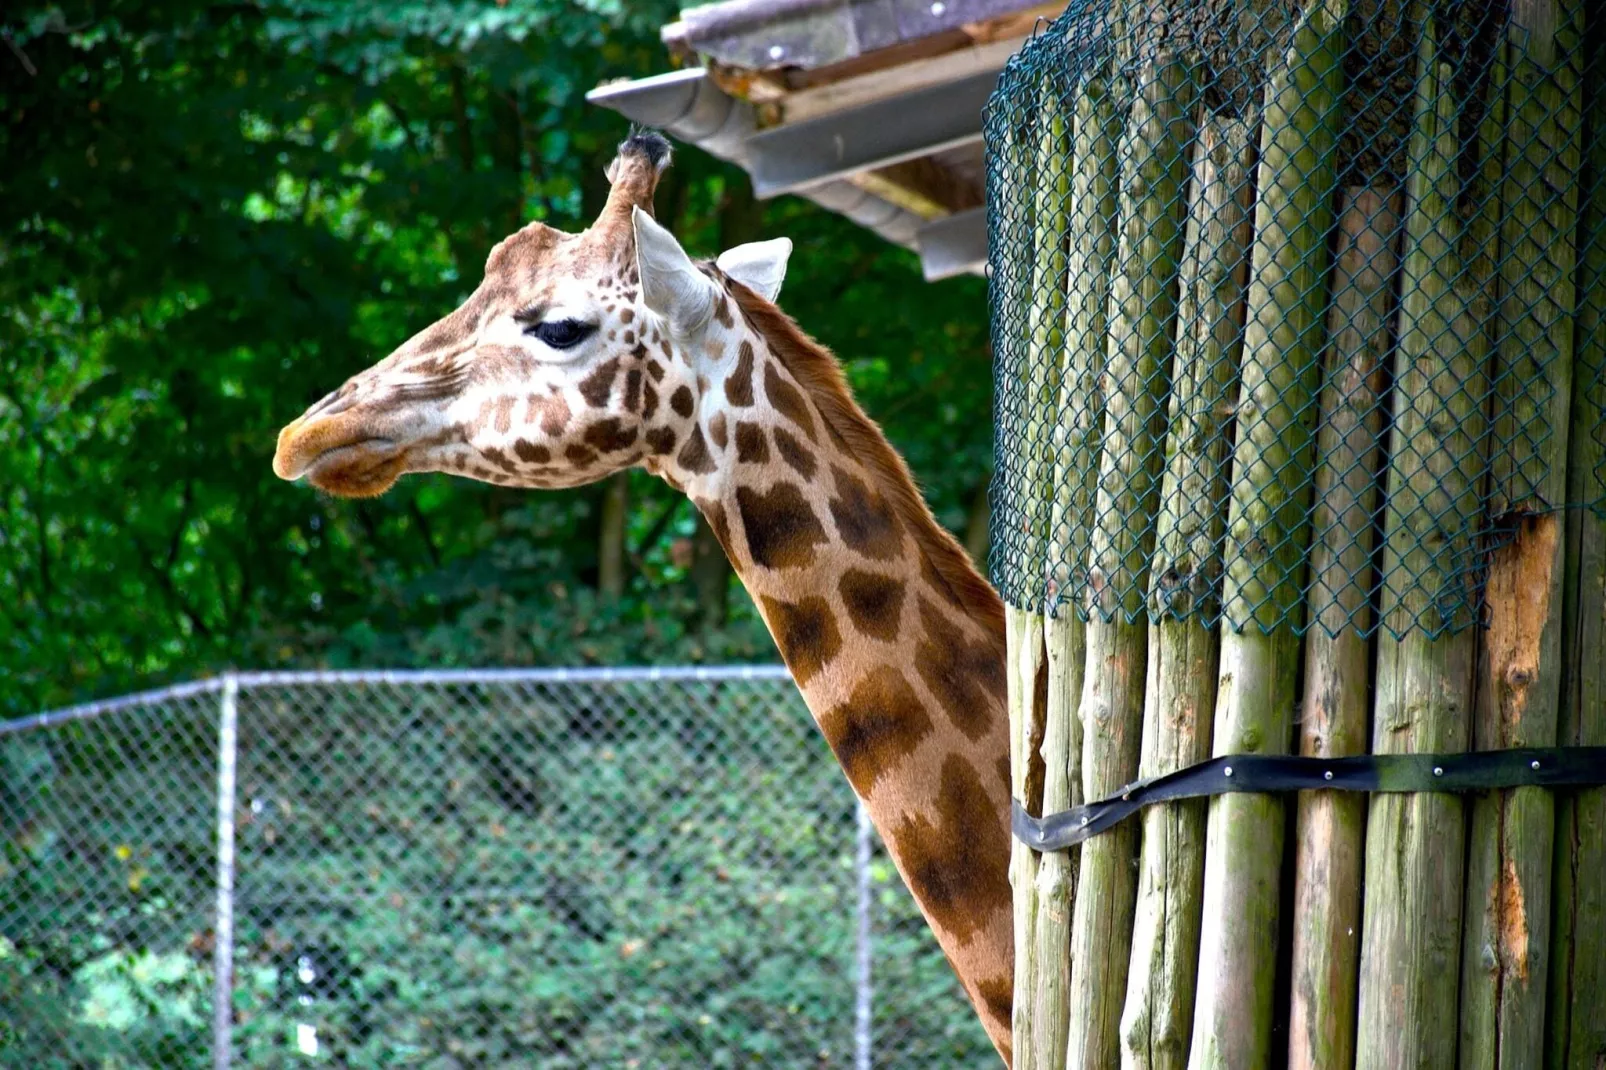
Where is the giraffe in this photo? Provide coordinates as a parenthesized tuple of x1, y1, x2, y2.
(271, 131, 1016, 1063)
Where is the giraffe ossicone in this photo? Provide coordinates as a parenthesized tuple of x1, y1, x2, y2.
(271, 131, 1017, 1065)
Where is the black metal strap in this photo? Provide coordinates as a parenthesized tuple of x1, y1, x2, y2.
(1012, 746, 1606, 851)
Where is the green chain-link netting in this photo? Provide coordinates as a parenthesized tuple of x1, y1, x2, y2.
(986, 0, 1605, 639)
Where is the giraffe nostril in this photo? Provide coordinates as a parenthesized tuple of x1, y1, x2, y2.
(304, 382, 361, 421)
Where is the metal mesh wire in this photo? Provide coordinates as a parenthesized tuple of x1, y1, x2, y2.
(986, 0, 1606, 639)
(0, 669, 991, 1068)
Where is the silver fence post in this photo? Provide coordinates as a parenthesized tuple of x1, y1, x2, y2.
(213, 674, 239, 1070)
(854, 800, 873, 1070)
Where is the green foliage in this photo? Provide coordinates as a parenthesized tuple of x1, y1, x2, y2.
(1, 2, 995, 1062)
(0, 0, 992, 719)
(1, 682, 995, 1066)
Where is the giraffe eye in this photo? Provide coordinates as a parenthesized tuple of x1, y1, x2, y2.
(526, 318, 594, 350)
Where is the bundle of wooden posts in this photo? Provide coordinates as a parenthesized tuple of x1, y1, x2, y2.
(993, 0, 1606, 1066)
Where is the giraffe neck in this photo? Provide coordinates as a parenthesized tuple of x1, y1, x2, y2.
(649, 284, 1015, 1063)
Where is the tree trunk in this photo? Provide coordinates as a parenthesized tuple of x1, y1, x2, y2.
(1287, 186, 1402, 1070)
(1190, 3, 1346, 1066)
(1356, 12, 1487, 1065)
(598, 472, 629, 601)
(1461, 4, 1584, 1063)
(964, 481, 992, 570)
(1119, 106, 1255, 1070)
(1009, 75, 1071, 1068)
(1065, 48, 1194, 1070)
(1548, 15, 1606, 1060)
(691, 516, 728, 629)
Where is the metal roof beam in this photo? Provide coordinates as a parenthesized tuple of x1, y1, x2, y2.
(743, 68, 995, 197)
(916, 207, 986, 281)
(588, 68, 928, 252)
(585, 69, 755, 165)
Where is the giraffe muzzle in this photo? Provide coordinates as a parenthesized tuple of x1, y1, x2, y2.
(273, 409, 404, 496)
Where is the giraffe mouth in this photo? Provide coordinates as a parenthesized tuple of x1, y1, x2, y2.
(274, 414, 405, 498)
(301, 438, 404, 498)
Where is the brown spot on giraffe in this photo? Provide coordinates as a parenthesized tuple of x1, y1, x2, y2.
(760, 594, 842, 688)
(670, 385, 694, 419)
(481, 446, 519, 473)
(647, 359, 666, 383)
(490, 396, 516, 434)
(733, 483, 827, 571)
(564, 444, 598, 466)
(645, 426, 677, 456)
(764, 363, 817, 442)
(773, 426, 817, 480)
(676, 425, 715, 474)
(838, 569, 906, 642)
(726, 342, 755, 406)
(734, 421, 768, 464)
(582, 418, 638, 454)
(643, 382, 659, 420)
(708, 413, 728, 450)
(513, 439, 550, 464)
(619, 307, 633, 323)
(623, 368, 642, 413)
(890, 755, 1011, 944)
(973, 976, 1014, 1053)
(525, 392, 571, 437)
(578, 357, 620, 407)
(818, 666, 933, 797)
(696, 498, 736, 558)
(712, 295, 734, 328)
(829, 465, 902, 561)
(914, 597, 1006, 742)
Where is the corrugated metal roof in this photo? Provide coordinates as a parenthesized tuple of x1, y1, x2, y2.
(664, 0, 1044, 72)
(590, 0, 1056, 279)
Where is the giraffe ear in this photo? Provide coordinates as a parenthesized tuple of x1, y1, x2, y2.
(716, 238, 792, 303)
(633, 206, 716, 332)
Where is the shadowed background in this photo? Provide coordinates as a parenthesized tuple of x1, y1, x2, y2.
(0, 0, 996, 719)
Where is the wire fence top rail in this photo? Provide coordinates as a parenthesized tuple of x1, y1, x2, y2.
(0, 664, 795, 738)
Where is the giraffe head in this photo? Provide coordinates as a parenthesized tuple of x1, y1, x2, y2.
(271, 131, 791, 498)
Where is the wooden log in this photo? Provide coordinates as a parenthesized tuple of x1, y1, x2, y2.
(1354, 13, 1487, 1066)
(1118, 108, 1255, 1070)
(1548, 18, 1606, 1060)
(1063, 49, 1194, 1070)
(1029, 69, 1121, 1068)
(1286, 186, 1402, 1070)
(1008, 78, 1072, 1067)
(1187, 2, 1346, 1066)
(1461, 4, 1585, 1066)
(1008, 604, 1048, 1067)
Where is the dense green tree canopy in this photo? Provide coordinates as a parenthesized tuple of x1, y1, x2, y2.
(0, 0, 994, 718)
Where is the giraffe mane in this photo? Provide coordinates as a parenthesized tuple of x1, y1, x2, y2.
(726, 280, 1006, 641)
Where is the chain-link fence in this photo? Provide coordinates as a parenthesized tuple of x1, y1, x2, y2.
(986, 0, 1603, 639)
(0, 668, 993, 1068)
